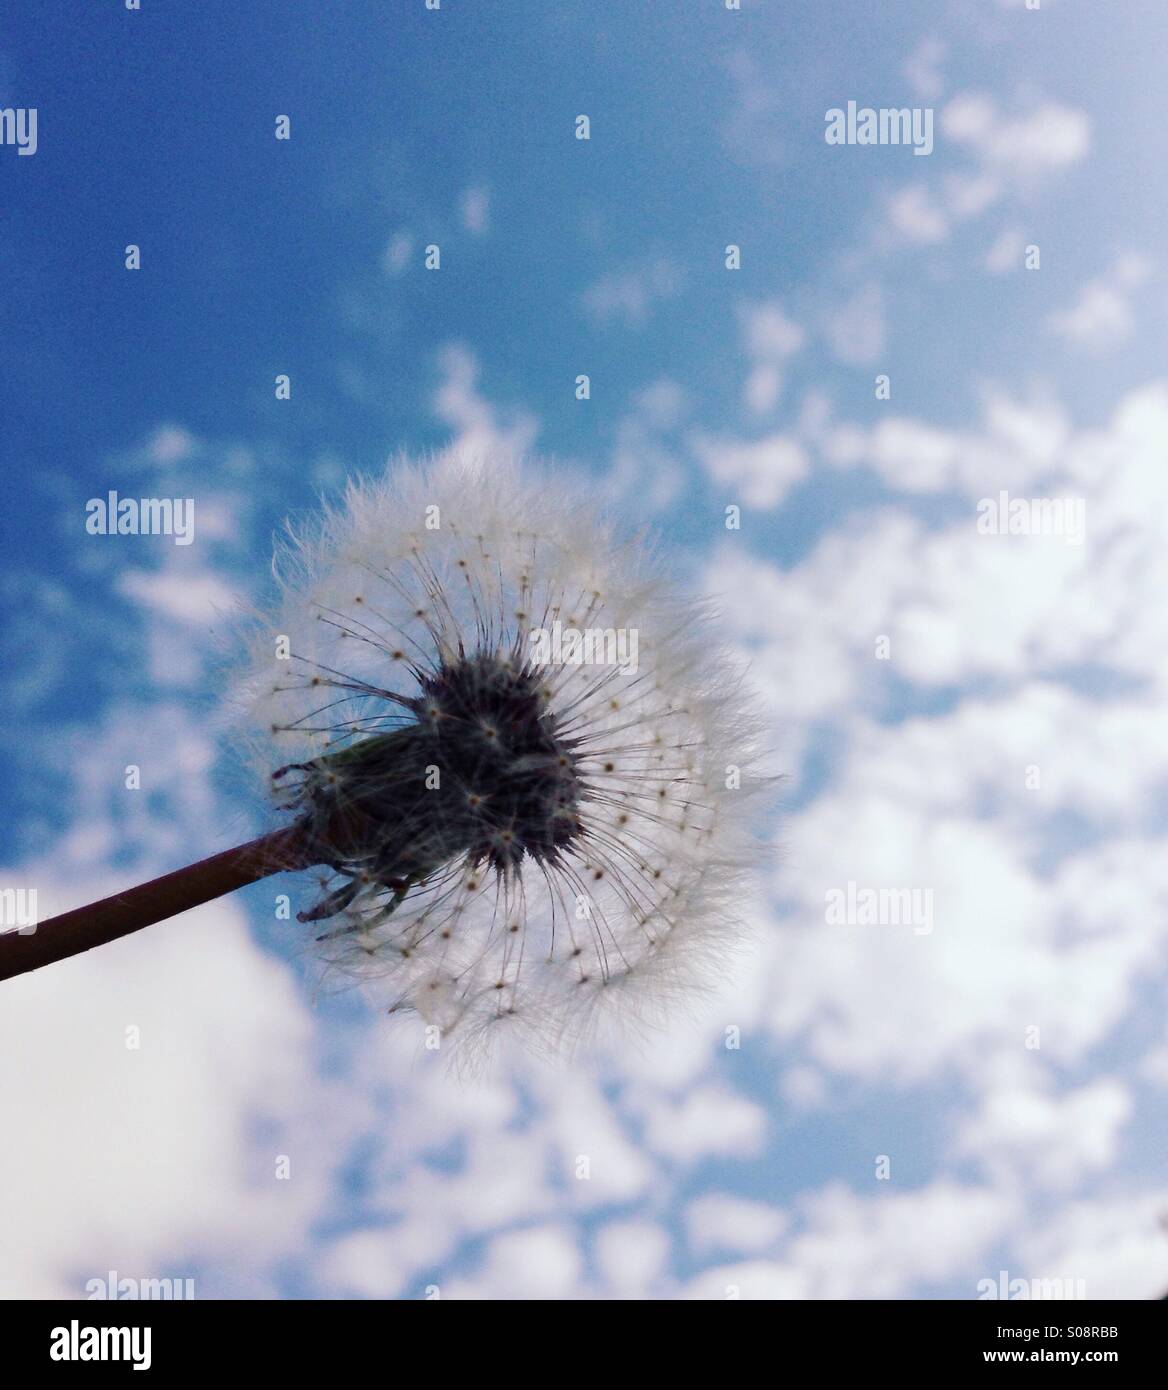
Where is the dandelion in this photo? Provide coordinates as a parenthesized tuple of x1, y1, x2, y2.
(1, 455, 764, 1053)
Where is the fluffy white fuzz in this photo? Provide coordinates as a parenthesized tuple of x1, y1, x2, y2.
(235, 454, 765, 1058)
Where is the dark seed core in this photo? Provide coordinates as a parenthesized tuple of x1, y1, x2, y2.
(410, 652, 582, 861)
(281, 652, 584, 921)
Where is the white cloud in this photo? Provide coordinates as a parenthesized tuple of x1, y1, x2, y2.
(886, 186, 949, 245)
(741, 301, 805, 360)
(882, 94, 1088, 248)
(743, 365, 783, 416)
(1016, 1194, 1168, 1299)
(984, 226, 1026, 274)
(690, 430, 809, 510)
(903, 37, 946, 101)
(801, 382, 1069, 498)
(868, 416, 960, 492)
(955, 1071, 1132, 1191)
(942, 94, 1090, 178)
(432, 342, 539, 458)
(686, 1194, 788, 1255)
(704, 377, 1168, 1124)
(635, 377, 686, 430)
(594, 1219, 671, 1296)
(118, 566, 239, 628)
(580, 258, 681, 329)
(606, 378, 688, 511)
(382, 231, 413, 276)
(680, 1259, 807, 1300)
(738, 301, 805, 414)
(319, 1224, 444, 1300)
(147, 426, 196, 464)
(786, 1182, 1017, 1298)
(822, 283, 885, 365)
(0, 893, 330, 1298)
(720, 51, 789, 169)
(1049, 253, 1152, 353)
(449, 1224, 584, 1299)
(541, 1074, 655, 1207)
(459, 185, 490, 235)
(944, 170, 1001, 219)
(640, 1084, 767, 1162)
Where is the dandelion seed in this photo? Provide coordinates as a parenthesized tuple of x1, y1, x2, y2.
(238, 454, 765, 1053)
(0, 454, 765, 1060)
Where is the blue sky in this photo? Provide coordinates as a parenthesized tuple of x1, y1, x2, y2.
(2, 0, 1168, 1299)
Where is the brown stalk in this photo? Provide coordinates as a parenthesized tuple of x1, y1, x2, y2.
(0, 823, 320, 984)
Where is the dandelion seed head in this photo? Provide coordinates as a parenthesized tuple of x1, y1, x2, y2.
(236, 453, 764, 1058)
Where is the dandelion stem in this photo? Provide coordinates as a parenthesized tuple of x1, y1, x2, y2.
(0, 824, 319, 984)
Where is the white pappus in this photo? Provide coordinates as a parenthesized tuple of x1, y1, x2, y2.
(235, 454, 766, 1058)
